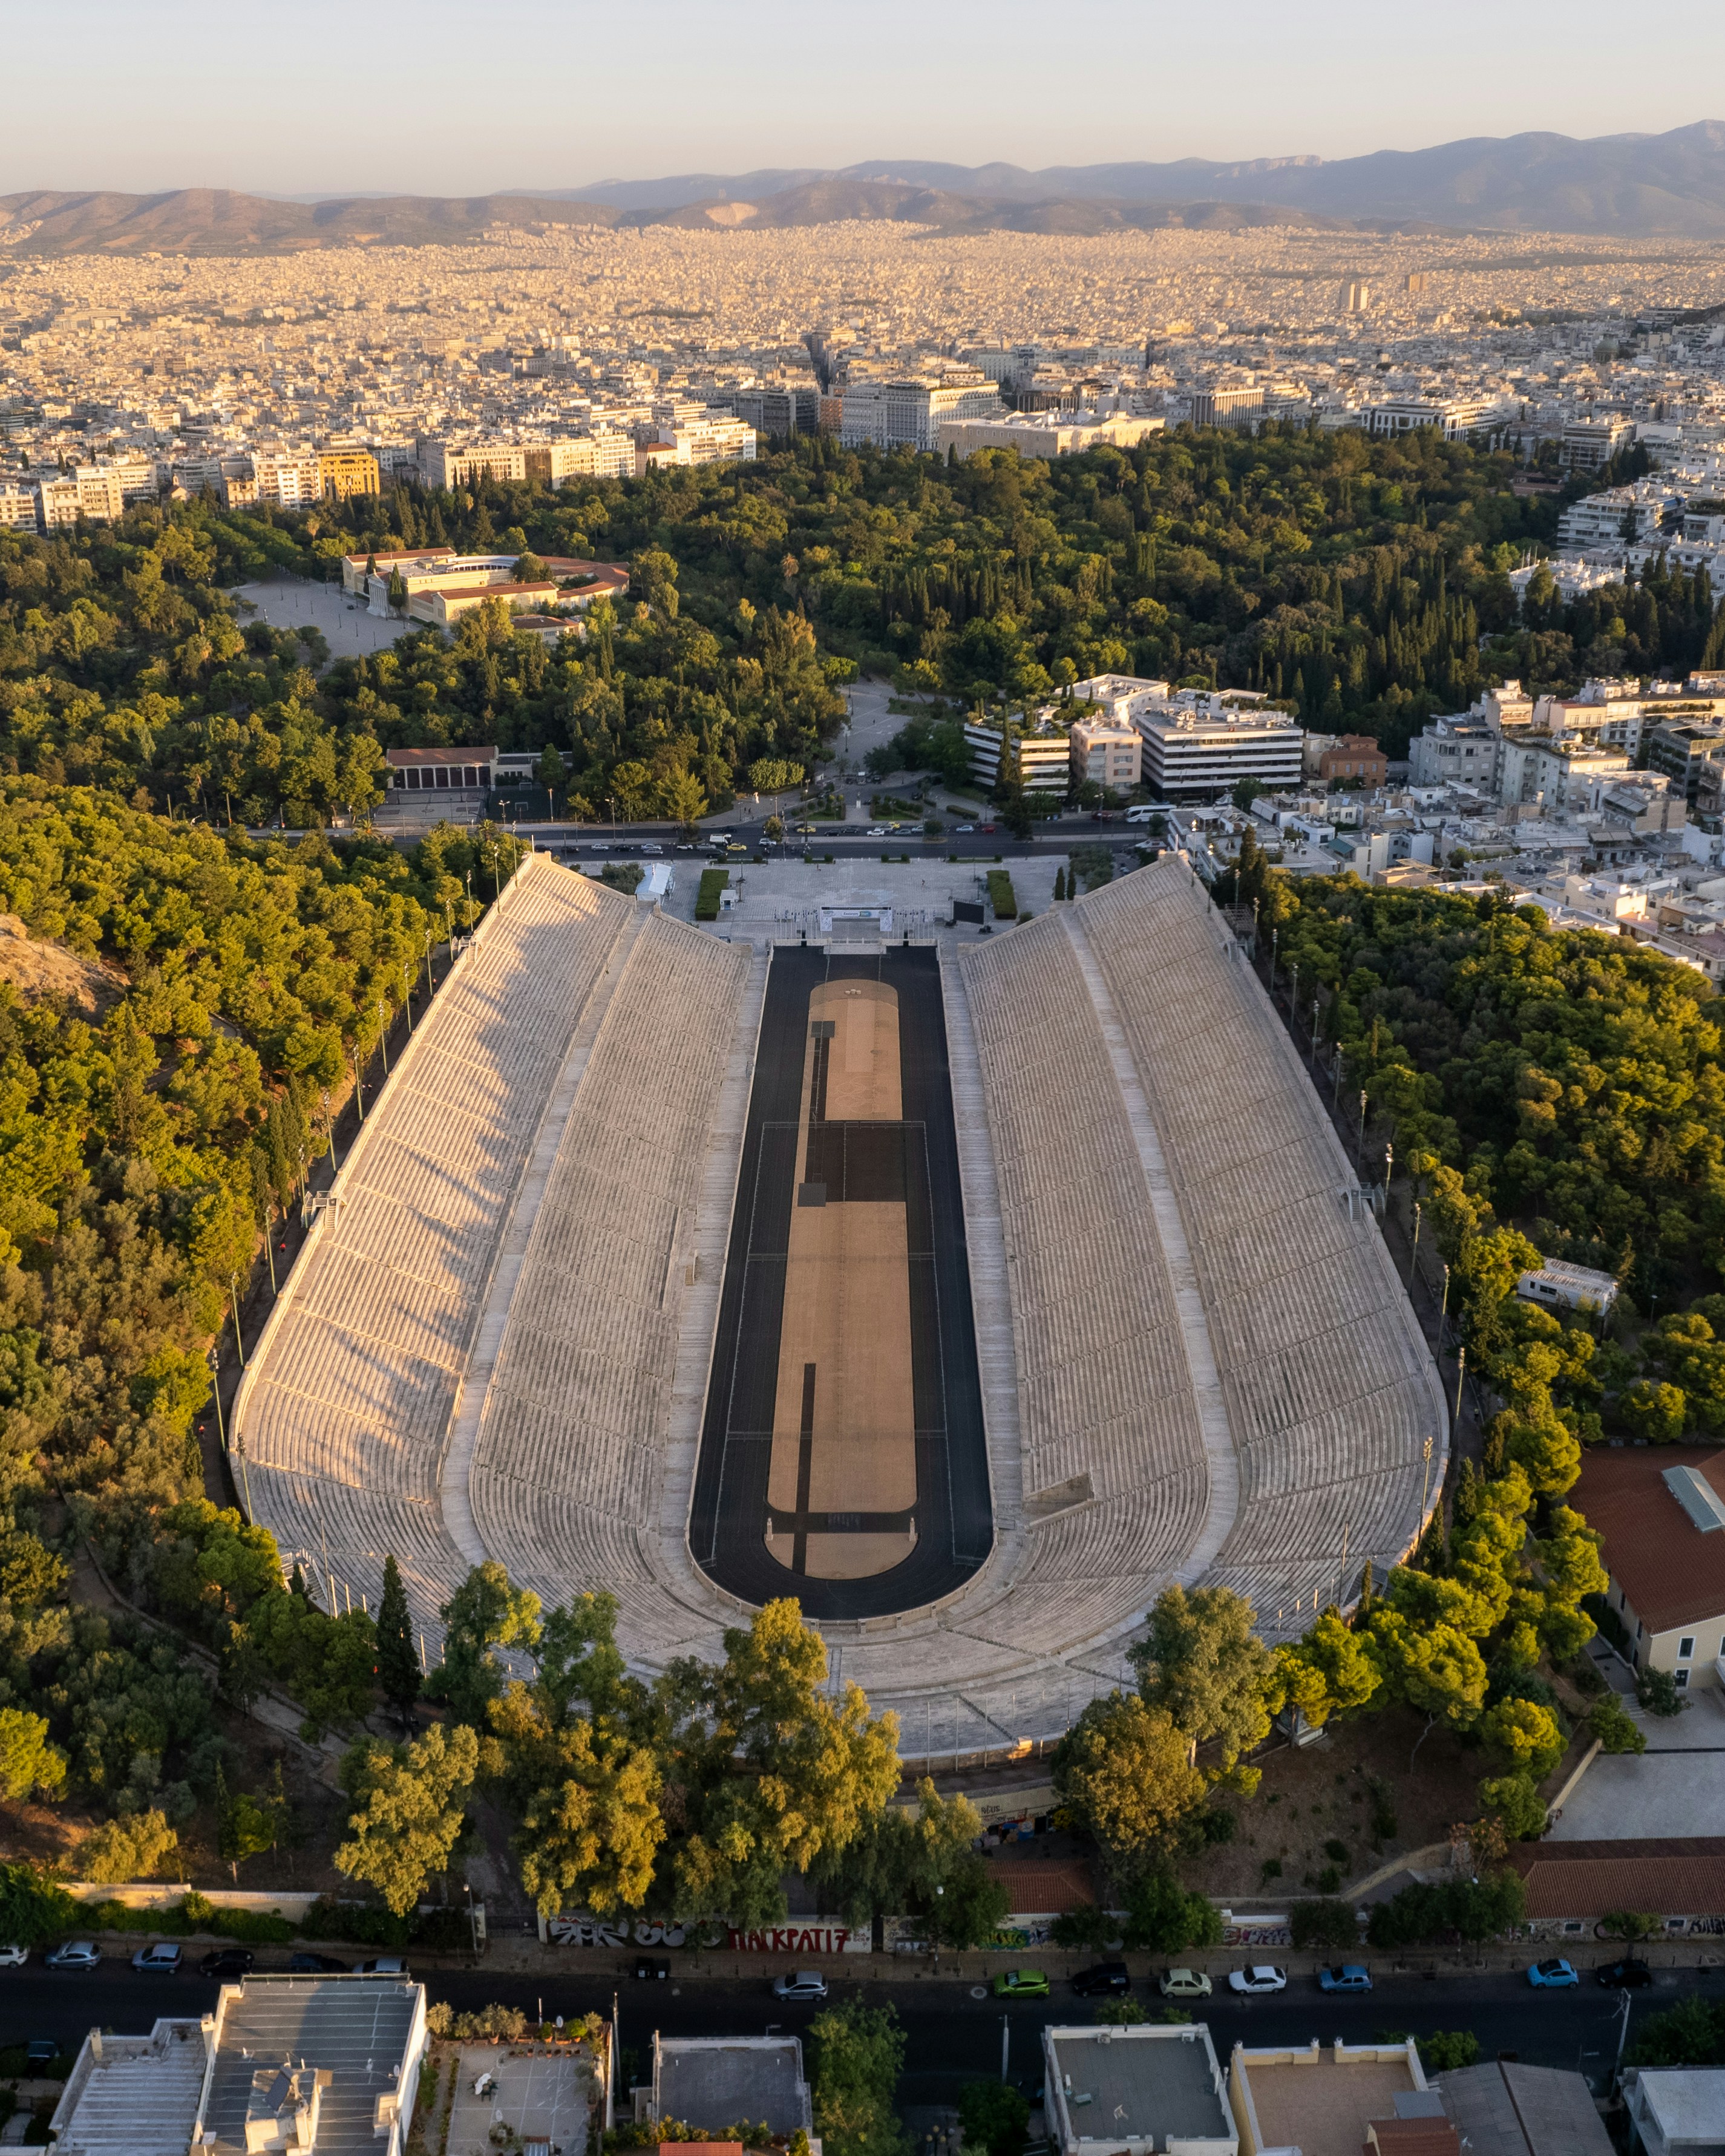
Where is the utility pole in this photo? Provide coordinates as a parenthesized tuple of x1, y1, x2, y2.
(1439, 1262, 1450, 1346)
(377, 1001, 388, 1076)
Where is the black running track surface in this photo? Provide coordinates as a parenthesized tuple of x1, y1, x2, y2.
(690, 947, 992, 1618)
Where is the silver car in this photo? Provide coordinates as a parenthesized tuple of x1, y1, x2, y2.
(771, 1970, 828, 2002)
(47, 1941, 101, 1970)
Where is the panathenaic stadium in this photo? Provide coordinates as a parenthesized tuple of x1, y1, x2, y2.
(234, 851, 1447, 1760)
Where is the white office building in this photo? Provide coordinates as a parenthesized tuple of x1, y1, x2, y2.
(1135, 698, 1304, 801)
(840, 372, 1002, 452)
(964, 716, 1073, 795)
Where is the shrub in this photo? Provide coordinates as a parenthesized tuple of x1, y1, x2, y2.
(986, 870, 1017, 920)
(1291, 1898, 1359, 1951)
(1631, 1997, 1725, 2068)
(0, 1863, 79, 1945)
(957, 2080, 1030, 2156)
(695, 868, 728, 920)
(1588, 1696, 1646, 1754)
(1366, 1873, 1527, 1949)
(78, 1809, 178, 1884)
(1202, 1809, 1237, 1845)
(1366, 1777, 1398, 1843)
(1094, 1999, 1147, 2025)
(1478, 1772, 1549, 1841)
(1050, 1902, 1113, 1950)
(1323, 1838, 1349, 1865)
(1638, 1667, 1685, 1717)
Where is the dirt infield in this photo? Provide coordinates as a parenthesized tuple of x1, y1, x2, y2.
(692, 949, 991, 1619)
(765, 982, 918, 1581)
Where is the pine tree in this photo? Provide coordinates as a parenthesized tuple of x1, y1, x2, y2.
(1053, 866, 1067, 901)
(376, 1554, 421, 1730)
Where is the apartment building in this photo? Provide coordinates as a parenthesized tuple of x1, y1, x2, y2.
(0, 485, 36, 529)
(632, 414, 756, 474)
(732, 385, 822, 437)
(963, 716, 1073, 795)
(1563, 415, 1634, 470)
(1499, 735, 1632, 811)
(36, 466, 122, 526)
(1556, 482, 1671, 549)
(417, 439, 529, 489)
(1648, 718, 1725, 803)
(840, 371, 1002, 452)
(522, 434, 635, 485)
(1134, 697, 1304, 801)
(1069, 716, 1142, 791)
(1408, 717, 1499, 789)
(318, 446, 381, 498)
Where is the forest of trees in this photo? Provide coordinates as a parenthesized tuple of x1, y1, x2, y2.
(0, 426, 1704, 838)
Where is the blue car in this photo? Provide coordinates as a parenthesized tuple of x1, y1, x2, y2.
(1318, 1964, 1373, 1993)
(1528, 1958, 1579, 1988)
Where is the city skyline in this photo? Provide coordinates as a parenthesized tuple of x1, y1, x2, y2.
(2, 0, 1720, 197)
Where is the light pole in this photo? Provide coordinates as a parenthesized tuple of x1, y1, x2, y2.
(1357, 1089, 1368, 1160)
(1454, 1345, 1467, 1426)
(1309, 992, 1320, 1070)
(463, 1881, 479, 1956)
(1407, 1200, 1421, 1290)
(1439, 1261, 1451, 1345)
(1383, 1140, 1393, 1199)
(322, 1089, 341, 1174)
(230, 1276, 246, 1370)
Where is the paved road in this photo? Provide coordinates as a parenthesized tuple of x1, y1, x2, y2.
(6, 1964, 1713, 2100)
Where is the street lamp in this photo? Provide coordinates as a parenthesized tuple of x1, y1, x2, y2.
(1407, 1200, 1422, 1290)
(1357, 1089, 1368, 1160)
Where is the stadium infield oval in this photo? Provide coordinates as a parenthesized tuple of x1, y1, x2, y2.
(689, 947, 993, 1616)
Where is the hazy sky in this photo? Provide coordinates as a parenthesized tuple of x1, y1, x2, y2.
(5, 0, 1720, 194)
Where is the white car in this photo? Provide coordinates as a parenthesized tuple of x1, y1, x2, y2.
(771, 1970, 828, 2002)
(1227, 1965, 1287, 1995)
(0, 1943, 27, 1968)
(46, 1941, 101, 1971)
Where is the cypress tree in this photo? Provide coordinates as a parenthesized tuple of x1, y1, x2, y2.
(376, 1553, 421, 1729)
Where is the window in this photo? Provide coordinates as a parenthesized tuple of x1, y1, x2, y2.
(1680, 1638, 1696, 1660)
(1676, 1670, 1691, 1689)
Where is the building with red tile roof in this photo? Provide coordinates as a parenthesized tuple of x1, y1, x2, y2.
(1571, 1444, 1725, 1696)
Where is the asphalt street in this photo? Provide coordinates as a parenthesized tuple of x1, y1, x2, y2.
(5, 1963, 1714, 2102)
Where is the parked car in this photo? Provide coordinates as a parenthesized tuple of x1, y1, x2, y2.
(1596, 1959, 1654, 1989)
(953, 823, 975, 834)
(992, 1969, 1050, 1999)
(634, 1956, 669, 1981)
(978, 823, 997, 834)
(1528, 1958, 1579, 1989)
(355, 1956, 407, 1975)
(0, 1943, 28, 1968)
(198, 1949, 254, 1978)
(25, 2037, 57, 2067)
(1318, 1965, 1373, 1994)
(131, 1942, 183, 1975)
(1071, 1962, 1130, 1998)
(1159, 1968, 1213, 1999)
(1227, 1966, 1288, 1996)
(771, 1971, 828, 2002)
(639, 842, 664, 855)
(46, 1942, 101, 1971)
(288, 1953, 349, 1975)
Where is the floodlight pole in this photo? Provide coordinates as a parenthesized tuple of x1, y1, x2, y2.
(1454, 1345, 1467, 1426)
(1407, 1201, 1422, 1290)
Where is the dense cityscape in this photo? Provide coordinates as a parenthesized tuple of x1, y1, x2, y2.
(6, 120, 1725, 2156)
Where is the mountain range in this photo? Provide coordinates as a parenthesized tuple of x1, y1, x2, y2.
(5, 125, 1725, 255)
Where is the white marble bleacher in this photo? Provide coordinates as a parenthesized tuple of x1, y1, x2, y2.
(241, 861, 636, 1636)
(960, 915, 1209, 1642)
(468, 912, 750, 1642)
(1076, 861, 1443, 1618)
